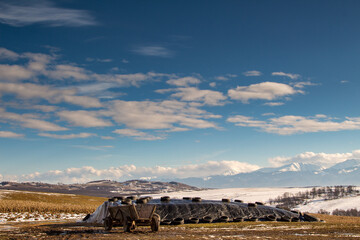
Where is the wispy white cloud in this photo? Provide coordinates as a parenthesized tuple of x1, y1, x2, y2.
(227, 114, 360, 135)
(0, 82, 102, 108)
(272, 71, 300, 80)
(0, 64, 34, 81)
(9, 160, 260, 183)
(264, 102, 284, 106)
(209, 82, 216, 87)
(38, 132, 96, 139)
(101, 136, 115, 140)
(109, 100, 220, 131)
(243, 70, 262, 77)
(47, 64, 90, 81)
(169, 87, 227, 106)
(228, 82, 300, 103)
(215, 74, 237, 81)
(215, 76, 228, 81)
(0, 131, 24, 138)
(0, 1, 97, 27)
(291, 81, 316, 88)
(72, 145, 113, 151)
(113, 129, 165, 141)
(0, 47, 19, 60)
(85, 57, 112, 63)
(268, 150, 360, 168)
(167, 77, 201, 87)
(132, 45, 173, 57)
(94, 72, 173, 87)
(0, 107, 67, 131)
(57, 110, 113, 127)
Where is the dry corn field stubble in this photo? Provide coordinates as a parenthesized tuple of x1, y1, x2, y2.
(0, 190, 106, 222)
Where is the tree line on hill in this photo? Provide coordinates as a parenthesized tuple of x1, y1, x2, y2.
(268, 186, 360, 216)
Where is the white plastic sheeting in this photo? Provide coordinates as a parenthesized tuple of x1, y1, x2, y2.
(85, 201, 121, 224)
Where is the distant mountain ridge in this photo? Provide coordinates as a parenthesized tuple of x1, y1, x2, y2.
(166, 159, 360, 188)
(0, 179, 201, 197)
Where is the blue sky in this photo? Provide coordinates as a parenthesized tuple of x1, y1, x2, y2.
(1, 0, 360, 183)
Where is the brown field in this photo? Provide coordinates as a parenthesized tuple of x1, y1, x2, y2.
(1, 190, 360, 239)
(0, 214, 360, 239)
(0, 190, 106, 215)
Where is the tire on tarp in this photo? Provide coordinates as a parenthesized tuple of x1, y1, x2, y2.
(233, 217, 244, 222)
(192, 197, 202, 202)
(201, 216, 213, 223)
(161, 220, 172, 225)
(186, 217, 199, 224)
(218, 215, 229, 223)
(172, 217, 184, 225)
(161, 196, 171, 202)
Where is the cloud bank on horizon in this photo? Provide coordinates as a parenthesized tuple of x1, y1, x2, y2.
(1, 0, 360, 183)
(3, 149, 360, 184)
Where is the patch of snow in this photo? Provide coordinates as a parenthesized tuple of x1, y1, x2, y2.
(148, 187, 312, 203)
(0, 212, 86, 223)
(295, 195, 360, 213)
(339, 168, 358, 174)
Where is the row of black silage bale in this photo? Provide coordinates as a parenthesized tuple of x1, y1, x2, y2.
(151, 199, 303, 224)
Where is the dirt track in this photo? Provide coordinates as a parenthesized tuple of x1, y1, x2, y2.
(1, 214, 360, 239)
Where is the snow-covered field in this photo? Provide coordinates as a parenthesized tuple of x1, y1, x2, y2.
(149, 187, 360, 214)
(150, 187, 312, 203)
(295, 195, 360, 213)
(0, 212, 85, 223)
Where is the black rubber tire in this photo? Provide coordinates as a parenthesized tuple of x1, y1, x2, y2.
(248, 217, 258, 222)
(172, 217, 184, 225)
(121, 199, 132, 205)
(280, 216, 292, 222)
(136, 198, 148, 204)
(161, 196, 171, 202)
(187, 217, 199, 224)
(104, 217, 113, 231)
(255, 201, 264, 206)
(192, 197, 202, 202)
(151, 214, 160, 232)
(222, 198, 231, 203)
(233, 217, 244, 222)
(114, 196, 125, 201)
(248, 203, 257, 208)
(161, 220, 172, 225)
(201, 216, 213, 223)
(218, 216, 229, 222)
(126, 196, 138, 200)
(234, 199, 243, 203)
(182, 197, 191, 200)
(265, 215, 276, 221)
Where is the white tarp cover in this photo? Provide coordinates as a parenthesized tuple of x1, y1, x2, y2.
(85, 201, 121, 224)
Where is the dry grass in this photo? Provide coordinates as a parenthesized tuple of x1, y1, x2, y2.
(0, 190, 106, 214)
(2, 214, 360, 239)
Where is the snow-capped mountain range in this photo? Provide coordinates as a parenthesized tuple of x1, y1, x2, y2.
(168, 159, 360, 188)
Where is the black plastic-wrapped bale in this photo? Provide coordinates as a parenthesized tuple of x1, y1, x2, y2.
(150, 199, 299, 222)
